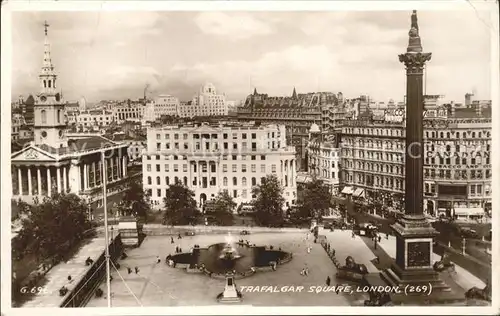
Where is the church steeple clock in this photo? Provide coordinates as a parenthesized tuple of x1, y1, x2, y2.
(33, 21, 68, 148)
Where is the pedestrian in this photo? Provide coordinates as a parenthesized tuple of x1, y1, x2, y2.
(378, 236, 382, 243)
(171, 237, 174, 244)
(175, 246, 179, 253)
(156, 256, 161, 264)
(300, 268, 305, 276)
(305, 267, 309, 276)
(332, 249, 336, 257)
(178, 233, 182, 239)
(135, 266, 139, 274)
(374, 240, 378, 250)
(127, 267, 132, 274)
(386, 233, 389, 239)
(326, 276, 331, 286)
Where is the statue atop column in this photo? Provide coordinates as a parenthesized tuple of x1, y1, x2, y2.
(407, 10, 422, 53)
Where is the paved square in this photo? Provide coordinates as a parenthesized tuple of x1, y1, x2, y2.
(86, 229, 374, 306)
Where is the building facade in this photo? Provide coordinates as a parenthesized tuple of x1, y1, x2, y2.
(143, 95, 180, 122)
(307, 130, 341, 195)
(10, 22, 130, 212)
(143, 123, 297, 210)
(338, 104, 491, 218)
(113, 103, 144, 123)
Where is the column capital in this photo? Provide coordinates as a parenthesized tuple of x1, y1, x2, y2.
(399, 52, 432, 74)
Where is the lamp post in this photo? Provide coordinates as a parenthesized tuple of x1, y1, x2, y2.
(462, 237, 466, 255)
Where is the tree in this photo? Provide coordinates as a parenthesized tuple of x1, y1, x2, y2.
(12, 193, 91, 261)
(208, 191, 236, 226)
(298, 178, 331, 221)
(121, 178, 151, 222)
(251, 174, 285, 227)
(163, 180, 199, 225)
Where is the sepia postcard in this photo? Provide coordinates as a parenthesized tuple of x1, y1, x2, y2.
(1, 0, 499, 315)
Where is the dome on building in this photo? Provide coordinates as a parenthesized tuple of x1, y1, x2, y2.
(309, 123, 320, 133)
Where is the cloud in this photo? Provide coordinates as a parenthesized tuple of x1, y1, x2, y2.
(169, 45, 339, 97)
(194, 12, 273, 40)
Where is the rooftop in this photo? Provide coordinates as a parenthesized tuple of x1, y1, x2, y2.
(36, 136, 120, 156)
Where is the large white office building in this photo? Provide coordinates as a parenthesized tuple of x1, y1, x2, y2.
(143, 122, 297, 210)
(178, 83, 228, 118)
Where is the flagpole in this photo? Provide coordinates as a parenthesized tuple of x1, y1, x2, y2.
(102, 150, 112, 307)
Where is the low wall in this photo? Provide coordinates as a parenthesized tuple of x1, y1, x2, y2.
(140, 225, 308, 236)
(60, 235, 123, 308)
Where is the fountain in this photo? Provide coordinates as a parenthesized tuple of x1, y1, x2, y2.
(219, 232, 242, 261)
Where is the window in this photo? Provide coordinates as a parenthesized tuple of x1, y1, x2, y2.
(233, 190, 237, 198)
(232, 155, 237, 160)
(147, 164, 151, 172)
(156, 164, 160, 172)
(166, 176, 170, 185)
(223, 177, 228, 186)
(242, 177, 247, 186)
(242, 164, 247, 172)
(271, 164, 277, 173)
(261, 155, 266, 160)
(242, 133, 247, 139)
(156, 133, 161, 140)
(261, 164, 266, 173)
(174, 164, 179, 172)
(251, 133, 256, 139)
(41, 110, 47, 124)
(233, 143, 238, 149)
(251, 155, 256, 160)
(232, 164, 237, 172)
(233, 177, 237, 185)
(251, 164, 256, 173)
(242, 189, 247, 198)
(183, 164, 188, 172)
(156, 176, 161, 185)
(157, 189, 161, 197)
(251, 177, 256, 186)
(147, 176, 152, 185)
(477, 184, 482, 194)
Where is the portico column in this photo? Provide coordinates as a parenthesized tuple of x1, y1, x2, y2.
(92, 162, 96, 186)
(63, 166, 68, 193)
(47, 167, 52, 196)
(123, 156, 127, 176)
(216, 161, 220, 188)
(27, 167, 32, 195)
(99, 161, 103, 184)
(109, 158, 115, 181)
(189, 161, 193, 186)
(122, 156, 126, 177)
(56, 167, 62, 193)
(116, 155, 121, 179)
(83, 164, 88, 190)
(291, 159, 295, 187)
(18, 167, 23, 195)
(37, 167, 42, 196)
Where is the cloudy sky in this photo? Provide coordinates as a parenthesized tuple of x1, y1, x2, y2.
(11, 6, 495, 103)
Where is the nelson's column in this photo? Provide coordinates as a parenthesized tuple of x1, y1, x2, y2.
(367, 11, 464, 305)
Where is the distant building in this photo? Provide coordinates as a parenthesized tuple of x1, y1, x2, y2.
(144, 95, 179, 122)
(178, 83, 227, 118)
(143, 122, 297, 210)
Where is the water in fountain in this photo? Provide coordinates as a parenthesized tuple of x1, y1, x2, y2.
(221, 232, 241, 260)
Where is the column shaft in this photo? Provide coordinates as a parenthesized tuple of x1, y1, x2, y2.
(27, 167, 32, 195)
(47, 167, 52, 197)
(56, 167, 62, 193)
(37, 167, 42, 195)
(18, 167, 23, 195)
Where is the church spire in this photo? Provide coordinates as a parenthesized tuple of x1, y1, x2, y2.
(39, 20, 58, 95)
(42, 21, 55, 74)
(292, 87, 297, 99)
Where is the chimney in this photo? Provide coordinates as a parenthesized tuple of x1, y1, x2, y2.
(450, 101, 455, 116)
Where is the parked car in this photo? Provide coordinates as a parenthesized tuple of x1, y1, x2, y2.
(461, 228, 479, 239)
(240, 230, 250, 235)
(184, 231, 196, 236)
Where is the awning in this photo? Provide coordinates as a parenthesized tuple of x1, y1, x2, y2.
(453, 208, 484, 216)
(296, 175, 313, 183)
(341, 186, 353, 194)
(352, 188, 365, 198)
